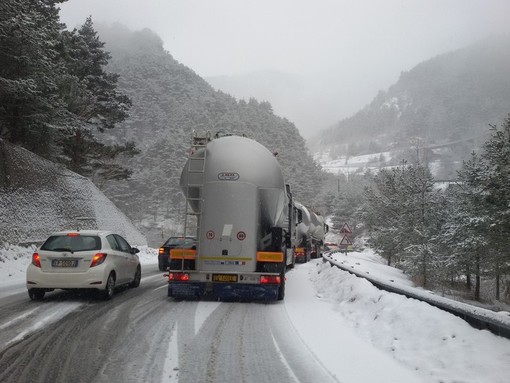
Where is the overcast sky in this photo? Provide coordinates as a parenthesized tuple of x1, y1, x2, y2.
(59, 0, 510, 138)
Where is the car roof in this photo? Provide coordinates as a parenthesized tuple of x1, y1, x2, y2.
(48, 230, 114, 237)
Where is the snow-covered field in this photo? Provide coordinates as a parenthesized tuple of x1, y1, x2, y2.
(314, 151, 393, 176)
(1, 244, 509, 382)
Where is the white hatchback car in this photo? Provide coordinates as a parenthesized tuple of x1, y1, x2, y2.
(26, 230, 141, 300)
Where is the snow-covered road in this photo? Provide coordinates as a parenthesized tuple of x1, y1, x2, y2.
(0, 264, 339, 383)
(0, 247, 509, 382)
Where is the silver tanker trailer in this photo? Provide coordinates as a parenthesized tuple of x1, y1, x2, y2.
(293, 202, 328, 261)
(167, 133, 295, 300)
(294, 201, 312, 263)
(309, 211, 328, 258)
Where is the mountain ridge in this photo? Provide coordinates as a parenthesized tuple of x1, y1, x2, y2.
(94, 24, 325, 245)
(314, 35, 510, 178)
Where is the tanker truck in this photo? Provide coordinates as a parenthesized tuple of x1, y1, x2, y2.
(309, 211, 328, 258)
(167, 132, 296, 301)
(294, 203, 328, 261)
(294, 201, 312, 263)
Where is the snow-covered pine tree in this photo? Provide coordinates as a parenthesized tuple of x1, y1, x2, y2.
(57, 16, 134, 178)
(61, 17, 131, 132)
(398, 164, 444, 288)
(362, 162, 442, 287)
(0, 1, 136, 181)
(362, 166, 408, 267)
(447, 152, 491, 300)
(479, 116, 510, 300)
(0, 0, 67, 155)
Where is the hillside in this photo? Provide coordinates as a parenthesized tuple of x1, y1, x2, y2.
(0, 139, 146, 246)
(95, 25, 325, 245)
(315, 36, 510, 179)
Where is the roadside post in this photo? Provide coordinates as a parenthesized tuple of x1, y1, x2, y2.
(339, 222, 353, 254)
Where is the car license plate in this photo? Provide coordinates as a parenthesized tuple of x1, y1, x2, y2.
(212, 274, 238, 283)
(52, 259, 78, 268)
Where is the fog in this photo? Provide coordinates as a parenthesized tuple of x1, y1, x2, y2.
(59, 0, 510, 138)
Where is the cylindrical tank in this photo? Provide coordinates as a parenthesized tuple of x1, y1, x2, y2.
(310, 211, 326, 241)
(180, 136, 287, 227)
(180, 135, 287, 272)
(294, 201, 312, 242)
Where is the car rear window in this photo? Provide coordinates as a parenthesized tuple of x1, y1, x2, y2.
(163, 237, 196, 247)
(41, 235, 101, 252)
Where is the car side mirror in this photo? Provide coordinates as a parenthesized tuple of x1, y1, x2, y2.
(131, 247, 140, 254)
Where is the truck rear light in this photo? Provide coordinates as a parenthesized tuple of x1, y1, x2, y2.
(90, 253, 107, 267)
(159, 247, 165, 254)
(32, 253, 41, 268)
(260, 275, 281, 284)
(169, 272, 190, 281)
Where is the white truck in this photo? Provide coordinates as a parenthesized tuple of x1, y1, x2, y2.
(167, 133, 297, 300)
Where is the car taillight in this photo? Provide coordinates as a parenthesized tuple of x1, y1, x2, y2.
(159, 247, 165, 254)
(260, 275, 281, 284)
(32, 253, 41, 268)
(169, 272, 189, 281)
(90, 253, 107, 267)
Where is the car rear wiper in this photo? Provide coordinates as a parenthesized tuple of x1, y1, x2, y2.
(51, 247, 74, 254)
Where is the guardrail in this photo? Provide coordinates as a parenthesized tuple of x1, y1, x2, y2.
(322, 254, 510, 339)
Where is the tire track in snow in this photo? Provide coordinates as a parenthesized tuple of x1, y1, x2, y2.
(0, 302, 83, 349)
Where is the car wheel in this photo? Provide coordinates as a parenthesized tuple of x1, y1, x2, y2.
(130, 266, 141, 288)
(102, 272, 116, 300)
(28, 288, 45, 301)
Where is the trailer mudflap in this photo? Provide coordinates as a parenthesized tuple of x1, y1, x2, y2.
(213, 283, 279, 301)
(168, 282, 205, 299)
(168, 281, 279, 301)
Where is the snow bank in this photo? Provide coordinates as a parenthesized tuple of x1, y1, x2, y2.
(326, 251, 510, 332)
(309, 252, 510, 383)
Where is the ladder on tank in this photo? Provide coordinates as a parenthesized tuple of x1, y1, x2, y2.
(181, 131, 211, 269)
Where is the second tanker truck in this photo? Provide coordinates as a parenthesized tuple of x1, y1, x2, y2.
(294, 202, 328, 262)
(167, 132, 297, 301)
